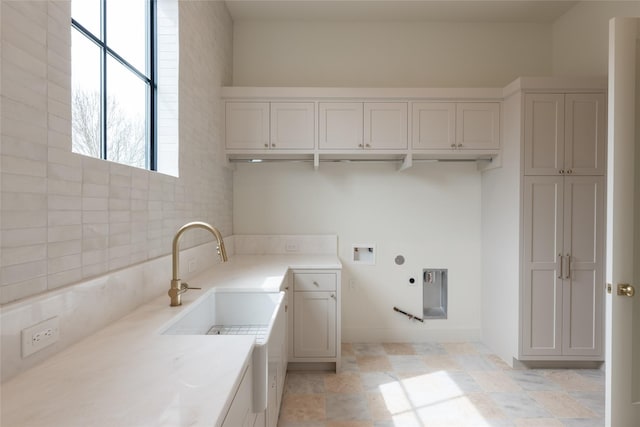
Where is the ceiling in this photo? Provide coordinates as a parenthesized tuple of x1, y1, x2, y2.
(224, 0, 579, 23)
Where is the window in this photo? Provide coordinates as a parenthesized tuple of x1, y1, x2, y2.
(71, 0, 156, 170)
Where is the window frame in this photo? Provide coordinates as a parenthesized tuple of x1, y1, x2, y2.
(71, 0, 158, 171)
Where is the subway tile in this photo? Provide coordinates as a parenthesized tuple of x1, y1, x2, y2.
(1, 244, 47, 267)
(47, 224, 82, 243)
(1, 155, 47, 177)
(47, 210, 82, 227)
(1, 192, 46, 211)
(48, 194, 81, 211)
(83, 183, 109, 198)
(1, 227, 47, 247)
(47, 128, 72, 150)
(47, 268, 82, 290)
(0, 210, 48, 229)
(47, 179, 81, 196)
(0, 277, 47, 304)
(48, 254, 82, 275)
(47, 147, 79, 166)
(48, 240, 81, 258)
(82, 197, 108, 211)
(1, 259, 47, 286)
(82, 210, 108, 225)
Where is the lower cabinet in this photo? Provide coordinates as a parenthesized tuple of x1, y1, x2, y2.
(221, 363, 258, 427)
(289, 270, 341, 367)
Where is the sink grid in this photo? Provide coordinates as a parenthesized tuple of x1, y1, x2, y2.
(206, 325, 268, 344)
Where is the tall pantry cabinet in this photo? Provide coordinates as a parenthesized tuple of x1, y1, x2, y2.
(482, 78, 607, 365)
(520, 85, 606, 360)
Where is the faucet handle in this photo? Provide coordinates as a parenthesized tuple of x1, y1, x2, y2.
(181, 283, 202, 290)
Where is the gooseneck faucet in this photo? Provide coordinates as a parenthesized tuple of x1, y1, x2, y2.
(169, 221, 228, 306)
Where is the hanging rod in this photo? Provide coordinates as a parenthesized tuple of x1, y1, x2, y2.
(228, 158, 484, 164)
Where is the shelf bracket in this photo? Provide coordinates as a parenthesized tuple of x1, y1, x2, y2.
(398, 153, 413, 171)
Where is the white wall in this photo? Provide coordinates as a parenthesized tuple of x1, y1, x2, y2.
(481, 93, 522, 365)
(0, 1, 233, 304)
(552, 1, 640, 77)
(234, 162, 483, 342)
(233, 21, 552, 87)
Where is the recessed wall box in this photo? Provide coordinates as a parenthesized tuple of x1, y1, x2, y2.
(352, 245, 375, 265)
(423, 269, 448, 319)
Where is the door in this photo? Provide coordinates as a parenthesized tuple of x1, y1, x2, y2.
(562, 176, 605, 357)
(411, 102, 456, 150)
(521, 176, 564, 356)
(524, 93, 565, 176)
(270, 102, 315, 150)
(565, 93, 607, 176)
(293, 291, 336, 358)
(455, 102, 500, 150)
(606, 17, 640, 426)
(226, 102, 269, 150)
(318, 102, 363, 150)
(364, 102, 408, 150)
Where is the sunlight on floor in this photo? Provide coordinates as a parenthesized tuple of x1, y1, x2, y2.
(379, 371, 494, 426)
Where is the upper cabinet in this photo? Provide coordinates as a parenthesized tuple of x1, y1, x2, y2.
(412, 102, 500, 151)
(226, 102, 270, 150)
(524, 93, 606, 176)
(226, 102, 315, 151)
(319, 102, 408, 150)
(412, 102, 456, 150)
(456, 103, 500, 150)
(318, 102, 364, 150)
(222, 87, 504, 166)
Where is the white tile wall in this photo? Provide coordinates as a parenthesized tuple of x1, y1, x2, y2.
(0, 0, 234, 305)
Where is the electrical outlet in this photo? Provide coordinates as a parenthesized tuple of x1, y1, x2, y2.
(21, 317, 60, 358)
(285, 241, 299, 252)
(188, 259, 197, 273)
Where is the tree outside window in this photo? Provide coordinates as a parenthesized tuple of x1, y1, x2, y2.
(71, 0, 156, 170)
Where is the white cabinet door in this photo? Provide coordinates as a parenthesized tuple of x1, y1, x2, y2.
(564, 94, 606, 176)
(455, 103, 500, 150)
(226, 102, 270, 150)
(412, 102, 456, 150)
(364, 102, 408, 150)
(521, 176, 604, 359)
(524, 94, 565, 176)
(561, 176, 604, 356)
(221, 364, 256, 427)
(270, 102, 315, 150)
(319, 102, 363, 150)
(293, 291, 336, 358)
(521, 176, 564, 356)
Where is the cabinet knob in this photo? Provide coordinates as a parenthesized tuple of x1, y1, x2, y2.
(313, 281, 319, 287)
(358, 144, 363, 148)
(264, 143, 269, 148)
(567, 169, 572, 174)
(559, 169, 565, 175)
(458, 144, 463, 148)
(330, 294, 336, 300)
(272, 143, 276, 148)
(450, 144, 456, 149)
(365, 144, 371, 148)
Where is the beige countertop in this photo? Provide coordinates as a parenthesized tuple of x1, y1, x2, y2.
(0, 254, 341, 427)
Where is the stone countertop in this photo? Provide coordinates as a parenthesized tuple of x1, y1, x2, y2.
(0, 254, 341, 427)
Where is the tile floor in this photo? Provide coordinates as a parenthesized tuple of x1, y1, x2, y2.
(278, 342, 605, 427)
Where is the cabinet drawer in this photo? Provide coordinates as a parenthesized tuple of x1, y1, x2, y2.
(294, 273, 336, 291)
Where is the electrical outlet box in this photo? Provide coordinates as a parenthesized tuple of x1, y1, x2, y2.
(21, 317, 60, 358)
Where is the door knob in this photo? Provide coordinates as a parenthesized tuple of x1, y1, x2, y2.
(617, 283, 635, 297)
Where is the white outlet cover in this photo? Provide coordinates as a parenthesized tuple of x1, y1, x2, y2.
(21, 316, 60, 358)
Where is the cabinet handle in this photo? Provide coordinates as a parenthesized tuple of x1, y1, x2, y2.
(313, 281, 319, 287)
(558, 254, 563, 279)
(330, 294, 336, 300)
(565, 254, 571, 279)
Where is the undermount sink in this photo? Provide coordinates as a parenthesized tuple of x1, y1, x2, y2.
(161, 289, 286, 412)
